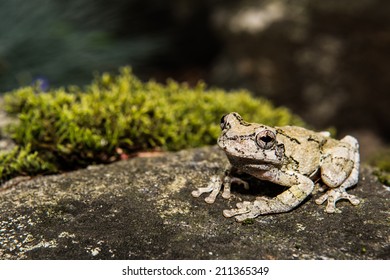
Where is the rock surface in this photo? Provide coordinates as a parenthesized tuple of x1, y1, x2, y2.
(0, 146, 389, 260)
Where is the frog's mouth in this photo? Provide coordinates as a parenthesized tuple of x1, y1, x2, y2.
(226, 155, 282, 171)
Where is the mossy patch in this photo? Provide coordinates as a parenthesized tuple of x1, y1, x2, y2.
(0, 145, 57, 182)
(369, 149, 390, 186)
(1, 66, 304, 183)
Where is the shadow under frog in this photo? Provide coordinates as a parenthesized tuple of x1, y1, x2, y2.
(192, 112, 360, 222)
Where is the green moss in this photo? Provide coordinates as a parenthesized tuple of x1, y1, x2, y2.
(1, 66, 304, 182)
(369, 149, 390, 186)
(0, 145, 57, 182)
(241, 218, 255, 225)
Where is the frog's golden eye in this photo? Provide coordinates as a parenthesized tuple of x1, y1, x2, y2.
(256, 130, 276, 149)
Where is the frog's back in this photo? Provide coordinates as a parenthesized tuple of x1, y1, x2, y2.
(275, 126, 327, 176)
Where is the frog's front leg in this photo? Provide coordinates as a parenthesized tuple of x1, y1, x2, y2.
(191, 175, 223, 203)
(191, 171, 249, 204)
(223, 169, 314, 222)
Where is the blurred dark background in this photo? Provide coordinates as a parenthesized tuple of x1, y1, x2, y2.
(1, 0, 389, 156)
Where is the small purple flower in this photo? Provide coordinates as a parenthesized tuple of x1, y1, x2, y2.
(32, 76, 50, 92)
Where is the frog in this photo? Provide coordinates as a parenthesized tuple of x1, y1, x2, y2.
(191, 112, 360, 222)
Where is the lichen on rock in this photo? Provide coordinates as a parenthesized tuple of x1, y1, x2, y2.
(0, 146, 388, 259)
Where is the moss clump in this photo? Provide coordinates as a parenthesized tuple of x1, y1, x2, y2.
(369, 149, 390, 186)
(0, 145, 56, 182)
(1, 66, 304, 182)
(241, 218, 255, 225)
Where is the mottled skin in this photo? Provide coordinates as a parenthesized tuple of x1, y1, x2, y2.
(192, 112, 360, 222)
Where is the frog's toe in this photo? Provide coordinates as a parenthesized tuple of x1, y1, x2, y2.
(236, 201, 251, 209)
(223, 201, 263, 221)
(315, 193, 328, 205)
(325, 202, 341, 214)
(234, 212, 258, 222)
(204, 196, 217, 204)
(223, 208, 258, 222)
(191, 190, 202, 198)
(223, 206, 250, 218)
(347, 194, 360, 205)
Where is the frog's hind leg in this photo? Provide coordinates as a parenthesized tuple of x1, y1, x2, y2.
(223, 170, 314, 222)
(316, 135, 360, 213)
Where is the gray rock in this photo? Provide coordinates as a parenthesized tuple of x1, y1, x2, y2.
(0, 146, 389, 259)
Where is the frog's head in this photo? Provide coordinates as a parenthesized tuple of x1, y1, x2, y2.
(217, 112, 284, 170)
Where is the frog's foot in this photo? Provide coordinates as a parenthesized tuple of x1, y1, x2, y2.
(223, 201, 257, 222)
(223, 198, 272, 222)
(191, 175, 223, 204)
(315, 188, 360, 213)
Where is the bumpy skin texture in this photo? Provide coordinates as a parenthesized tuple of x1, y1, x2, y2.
(192, 112, 360, 222)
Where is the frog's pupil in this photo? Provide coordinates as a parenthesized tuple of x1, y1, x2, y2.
(261, 136, 273, 143)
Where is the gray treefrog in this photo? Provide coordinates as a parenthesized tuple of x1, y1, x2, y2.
(192, 112, 360, 222)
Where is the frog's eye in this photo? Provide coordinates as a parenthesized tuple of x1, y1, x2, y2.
(220, 114, 229, 130)
(256, 130, 276, 149)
